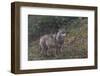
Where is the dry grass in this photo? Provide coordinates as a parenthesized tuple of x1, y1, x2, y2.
(28, 18, 88, 61)
(28, 27, 88, 60)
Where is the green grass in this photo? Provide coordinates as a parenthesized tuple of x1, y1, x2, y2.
(28, 18, 88, 61)
(28, 40, 87, 61)
(28, 27, 88, 61)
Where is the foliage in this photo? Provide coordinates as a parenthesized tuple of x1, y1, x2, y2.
(28, 15, 88, 60)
